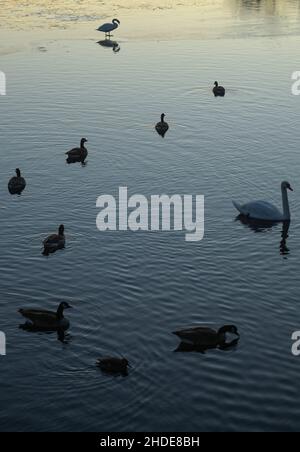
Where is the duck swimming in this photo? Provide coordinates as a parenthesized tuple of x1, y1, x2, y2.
(96, 357, 130, 374)
(43, 225, 65, 256)
(66, 138, 88, 163)
(8, 169, 26, 195)
(155, 114, 169, 137)
(19, 302, 72, 331)
(173, 325, 240, 348)
(213, 81, 226, 97)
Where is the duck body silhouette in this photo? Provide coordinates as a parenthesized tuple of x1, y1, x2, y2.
(96, 357, 129, 375)
(173, 325, 239, 348)
(43, 225, 65, 256)
(213, 81, 226, 97)
(233, 181, 293, 222)
(8, 169, 26, 195)
(66, 138, 88, 163)
(155, 114, 169, 137)
(19, 302, 72, 331)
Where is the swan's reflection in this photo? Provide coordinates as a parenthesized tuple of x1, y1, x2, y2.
(236, 215, 291, 257)
(97, 40, 121, 53)
(280, 221, 290, 257)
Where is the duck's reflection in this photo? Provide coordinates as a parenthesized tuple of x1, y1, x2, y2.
(8, 186, 25, 196)
(66, 155, 88, 166)
(97, 40, 121, 53)
(236, 215, 291, 257)
(19, 324, 71, 344)
(175, 338, 239, 354)
(155, 128, 168, 138)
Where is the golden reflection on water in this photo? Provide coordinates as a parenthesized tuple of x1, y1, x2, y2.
(0, 0, 300, 55)
(0, 0, 299, 33)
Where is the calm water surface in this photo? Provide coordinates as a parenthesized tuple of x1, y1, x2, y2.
(1, 2, 300, 432)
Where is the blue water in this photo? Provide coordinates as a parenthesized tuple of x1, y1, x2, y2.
(1, 13, 300, 432)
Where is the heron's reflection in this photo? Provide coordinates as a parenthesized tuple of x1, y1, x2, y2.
(175, 338, 239, 354)
(236, 215, 291, 257)
(97, 40, 121, 53)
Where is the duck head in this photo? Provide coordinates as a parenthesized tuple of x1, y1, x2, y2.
(115, 358, 130, 373)
(121, 358, 129, 368)
(218, 325, 240, 337)
(80, 138, 88, 148)
(61, 301, 72, 310)
(58, 224, 65, 236)
(57, 301, 72, 319)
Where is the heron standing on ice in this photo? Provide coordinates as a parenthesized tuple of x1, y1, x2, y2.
(97, 19, 120, 39)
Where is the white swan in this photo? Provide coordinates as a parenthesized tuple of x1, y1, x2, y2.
(233, 181, 293, 222)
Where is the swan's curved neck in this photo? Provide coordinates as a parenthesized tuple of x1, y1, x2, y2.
(282, 186, 291, 220)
